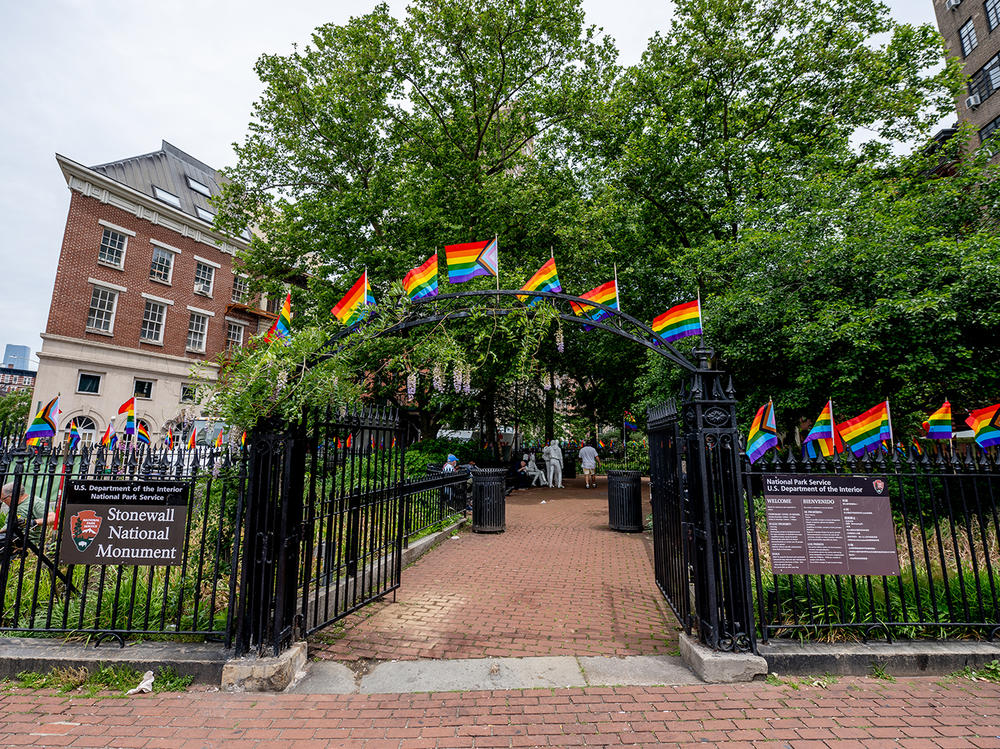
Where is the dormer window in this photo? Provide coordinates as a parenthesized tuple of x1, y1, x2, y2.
(186, 176, 211, 196)
(196, 206, 215, 222)
(153, 186, 182, 208)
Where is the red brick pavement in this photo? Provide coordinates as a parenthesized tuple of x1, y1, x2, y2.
(4, 677, 1000, 747)
(310, 478, 678, 662)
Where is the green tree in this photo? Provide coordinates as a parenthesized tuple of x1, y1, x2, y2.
(0, 389, 32, 435)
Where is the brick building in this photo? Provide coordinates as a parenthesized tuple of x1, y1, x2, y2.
(933, 0, 1000, 145)
(34, 141, 273, 446)
(0, 367, 36, 396)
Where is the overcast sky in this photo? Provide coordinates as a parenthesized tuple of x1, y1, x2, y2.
(0, 0, 938, 364)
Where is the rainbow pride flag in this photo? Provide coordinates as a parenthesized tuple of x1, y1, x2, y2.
(402, 254, 439, 301)
(271, 293, 292, 340)
(569, 280, 618, 327)
(136, 421, 151, 445)
(101, 422, 117, 450)
(241, 431, 247, 448)
(911, 437, 923, 456)
(802, 400, 843, 457)
(624, 410, 638, 431)
(517, 257, 561, 305)
(118, 397, 135, 436)
(68, 421, 81, 450)
(215, 429, 225, 448)
(187, 428, 197, 449)
(25, 396, 59, 442)
(652, 299, 702, 343)
(331, 271, 375, 326)
(966, 403, 1000, 448)
(746, 400, 778, 464)
(838, 401, 892, 456)
(166, 429, 175, 450)
(922, 401, 952, 440)
(445, 238, 498, 283)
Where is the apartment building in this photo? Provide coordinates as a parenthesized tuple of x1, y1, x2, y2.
(34, 141, 273, 445)
(933, 0, 1000, 145)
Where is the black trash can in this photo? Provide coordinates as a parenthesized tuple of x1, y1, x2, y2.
(607, 469, 643, 532)
(472, 468, 506, 533)
(562, 449, 578, 480)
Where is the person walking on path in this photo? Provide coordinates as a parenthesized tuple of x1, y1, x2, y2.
(578, 442, 600, 489)
(542, 440, 564, 489)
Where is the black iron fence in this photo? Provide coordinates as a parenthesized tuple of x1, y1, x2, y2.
(0, 444, 246, 645)
(745, 448, 1000, 642)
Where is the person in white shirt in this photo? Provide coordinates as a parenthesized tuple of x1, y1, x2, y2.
(578, 442, 600, 489)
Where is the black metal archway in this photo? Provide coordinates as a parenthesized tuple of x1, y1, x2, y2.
(325, 288, 699, 373)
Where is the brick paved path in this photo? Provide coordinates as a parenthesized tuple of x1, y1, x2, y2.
(311, 478, 678, 662)
(4, 677, 1000, 747)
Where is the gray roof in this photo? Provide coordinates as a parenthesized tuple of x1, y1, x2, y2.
(90, 140, 222, 225)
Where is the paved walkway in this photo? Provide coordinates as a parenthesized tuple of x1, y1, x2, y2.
(311, 478, 678, 663)
(4, 677, 1000, 747)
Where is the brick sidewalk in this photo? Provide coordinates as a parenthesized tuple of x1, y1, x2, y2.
(4, 677, 1000, 747)
(311, 478, 677, 662)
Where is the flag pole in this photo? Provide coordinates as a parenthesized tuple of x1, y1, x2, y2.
(885, 398, 894, 448)
(614, 263, 621, 314)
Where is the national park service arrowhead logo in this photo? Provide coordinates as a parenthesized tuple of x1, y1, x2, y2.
(70, 510, 102, 551)
(872, 479, 886, 495)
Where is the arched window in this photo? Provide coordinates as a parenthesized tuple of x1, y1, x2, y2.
(65, 415, 97, 446)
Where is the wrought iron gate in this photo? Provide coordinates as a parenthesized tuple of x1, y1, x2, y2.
(235, 406, 406, 656)
(647, 348, 757, 653)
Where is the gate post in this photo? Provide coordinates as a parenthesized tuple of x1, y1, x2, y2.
(682, 347, 756, 653)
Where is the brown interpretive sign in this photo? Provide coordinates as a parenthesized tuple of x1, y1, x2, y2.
(60, 480, 189, 566)
(762, 474, 899, 577)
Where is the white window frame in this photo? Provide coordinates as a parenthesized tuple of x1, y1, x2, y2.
(186, 176, 212, 196)
(139, 298, 168, 345)
(76, 371, 104, 395)
(133, 378, 155, 400)
(96, 220, 134, 270)
(231, 275, 249, 303)
(193, 258, 217, 297)
(180, 383, 197, 403)
(225, 318, 247, 349)
(195, 206, 215, 223)
(85, 281, 123, 335)
(186, 311, 210, 353)
(153, 185, 182, 208)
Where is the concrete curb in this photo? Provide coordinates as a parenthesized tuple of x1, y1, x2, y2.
(222, 641, 307, 692)
(403, 518, 466, 568)
(760, 640, 1000, 677)
(287, 654, 702, 694)
(0, 638, 229, 684)
(679, 632, 767, 683)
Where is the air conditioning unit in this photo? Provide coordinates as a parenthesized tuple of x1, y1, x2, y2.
(195, 282, 212, 295)
(946, 0, 962, 9)
(967, 93, 982, 110)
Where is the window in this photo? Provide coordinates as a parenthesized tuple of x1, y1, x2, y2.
(180, 384, 197, 403)
(226, 321, 245, 349)
(66, 416, 97, 447)
(266, 296, 281, 314)
(98, 227, 127, 268)
(195, 206, 215, 222)
(232, 276, 249, 303)
(960, 19, 979, 57)
(86, 286, 117, 333)
(194, 262, 215, 296)
(140, 300, 166, 343)
(77, 372, 102, 394)
(988, 0, 1000, 32)
(970, 53, 1000, 103)
(187, 312, 209, 352)
(153, 186, 181, 208)
(981, 113, 1000, 143)
(134, 379, 154, 399)
(186, 176, 211, 196)
(149, 246, 175, 284)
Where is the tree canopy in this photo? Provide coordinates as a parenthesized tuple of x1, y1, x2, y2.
(214, 0, 998, 444)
